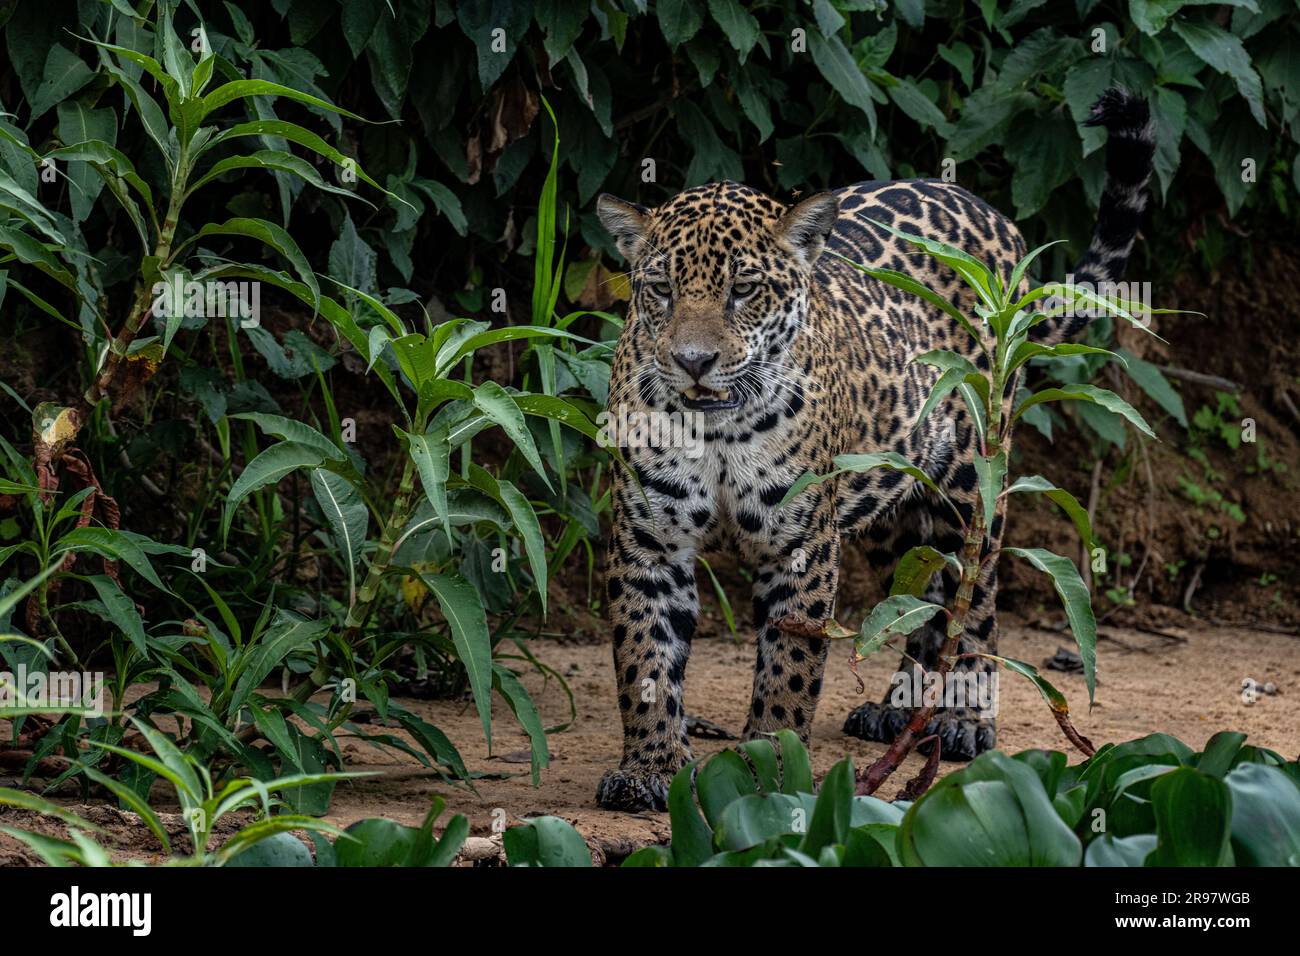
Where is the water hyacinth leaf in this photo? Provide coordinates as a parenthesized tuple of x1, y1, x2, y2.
(668, 759, 712, 866)
(1004, 547, 1096, 701)
(503, 816, 593, 867)
(1149, 767, 1235, 866)
(1223, 763, 1300, 867)
(776, 730, 814, 796)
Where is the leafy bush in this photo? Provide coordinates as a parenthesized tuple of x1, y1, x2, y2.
(502, 731, 1300, 867)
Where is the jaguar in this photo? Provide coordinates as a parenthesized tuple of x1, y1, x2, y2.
(594, 89, 1155, 811)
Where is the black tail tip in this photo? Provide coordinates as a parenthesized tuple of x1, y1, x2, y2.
(1083, 87, 1150, 132)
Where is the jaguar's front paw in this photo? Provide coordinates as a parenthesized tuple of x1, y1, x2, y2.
(915, 710, 996, 761)
(595, 767, 673, 811)
(842, 700, 910, 743)
(842, 702, 995, 761)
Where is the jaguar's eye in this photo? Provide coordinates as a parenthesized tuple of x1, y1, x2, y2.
(649, 281, 673, 299)
(732, 281, 758, 299)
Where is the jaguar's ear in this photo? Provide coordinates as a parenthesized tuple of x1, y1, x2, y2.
(776, 192, 839, 266)
(597, 194, 652, 264)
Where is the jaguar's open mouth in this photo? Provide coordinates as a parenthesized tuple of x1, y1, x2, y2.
(680, 383, 742, 411)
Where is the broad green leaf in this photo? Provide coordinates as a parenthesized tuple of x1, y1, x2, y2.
(1149, 767, 1234, 866)
(503, 816, 592, 867)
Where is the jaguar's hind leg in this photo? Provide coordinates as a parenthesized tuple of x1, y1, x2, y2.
(843, 494, 999, 760)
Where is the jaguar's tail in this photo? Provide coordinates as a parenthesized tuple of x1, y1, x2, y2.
(1037, 88, 1155, 344)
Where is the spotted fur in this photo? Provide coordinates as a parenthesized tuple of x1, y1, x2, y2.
(594, 90, 1154, 811)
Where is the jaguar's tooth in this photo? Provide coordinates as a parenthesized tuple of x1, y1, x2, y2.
(684, 385, 703, 400)
(716, 389, 730, 401)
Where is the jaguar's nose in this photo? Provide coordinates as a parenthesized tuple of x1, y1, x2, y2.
(672, 348, 719, 382)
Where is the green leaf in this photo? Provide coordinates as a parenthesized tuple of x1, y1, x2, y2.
(781, 452, 952, 514)
(1224, 763, 1300, 867)
(186, 218, 320, 315)
(802, 757, 854, 855)
(890, 546, 952, 597)
(28, 45, 95, 123)
(667, 759, 713, 866)
(707, 0, 760, 60)
(863, 217, 997, 308)
(200, 78, 368, 125)
(471, 382, 552, 491)
(229, 615, 329, 714)
(1172, 18, 1266, 127)
(309, 468, 367, 608)
(405, 429, 451, 541)
(1014, 383, 1156, 439)
(657, 0, 704, 47)
(1004, 475, 1094, 550)
(493, 664, 550, 786)
(777, 730, 814, 795)
(411, 570, 492, 749)
(974, 451, 1006, 533)
(229, 412, 346, 462)
(809, 30, 878, 134)
(1150, 767, 1234, 866)
(221, 441, 325, 544)
(1004, 547, 1096, 702)
(503, 816, 592, 867)
(1115, 349, 1187, 428)
(855, 595, 945, 660)
(189, 149, 371, 205)
(86, 574, 147, 655)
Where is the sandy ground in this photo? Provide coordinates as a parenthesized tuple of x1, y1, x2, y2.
(1, 617, 1295, 865)
(318, 616, 1297, 860)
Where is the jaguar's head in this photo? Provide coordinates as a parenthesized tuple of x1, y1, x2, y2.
(598, 182, 837, 412)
